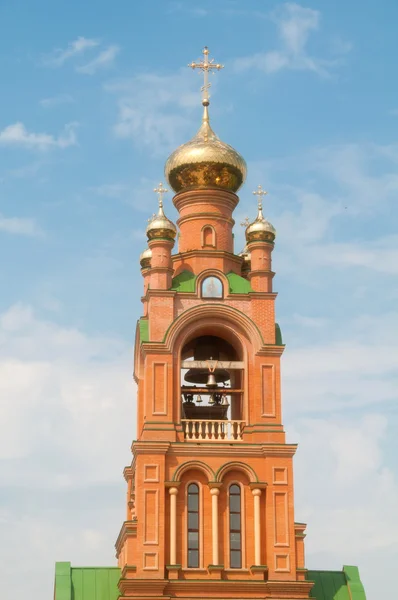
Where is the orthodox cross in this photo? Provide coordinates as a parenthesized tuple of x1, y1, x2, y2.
(252, 184, 268, 210)
(153, 182, 168, 208)
(240, 217, 250, 227)
(188, 46, 224, 106)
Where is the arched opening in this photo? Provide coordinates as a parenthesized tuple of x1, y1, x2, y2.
(202, 225, 216, 248)
(180, 334, 244, 441)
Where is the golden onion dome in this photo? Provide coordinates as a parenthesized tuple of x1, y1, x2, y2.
(139, 247, 152, 269)
(239, 244, 251, 262)
(245, 198, 276, 244)
(239, 245, 251, 273)
(146, 197, 177, 242)
(165, 105, 247, 193)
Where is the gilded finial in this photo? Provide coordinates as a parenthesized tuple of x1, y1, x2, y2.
(153, 182, 168, 209)
(188, 46, 224, 108)
(241, 217, 250, 227)
(253, 185, 268, 218)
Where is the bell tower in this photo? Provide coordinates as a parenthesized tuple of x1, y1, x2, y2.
(115, 47, 313, 600)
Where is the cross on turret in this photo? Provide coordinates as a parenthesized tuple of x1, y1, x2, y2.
(188, 46, 224, 106)
(153, 182, 168, 208)
(252, 184, 268, 210)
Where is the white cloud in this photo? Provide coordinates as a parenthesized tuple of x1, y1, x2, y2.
(290, 412, 398, 599)
(76, 45, 120, 75)
(0, 122, 77, 150)
(42, 36, 99, 67)
(39, 94, 74, 108)
(234, 3, 349, 76)
(106, 71, 199, 152)
(0, 303, 133, 477)
(282, 310, 398, 414)
(0, 213, 43, 237)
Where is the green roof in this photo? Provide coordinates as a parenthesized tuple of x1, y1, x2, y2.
(54, 563, 121, 600)
(55, 562, 365, 600)
(275, 322, 283, 345)
(307, 566, 366, 600)
(226, 271, 253, 294)
(171, 270, 196, 292)
(171, 270, 253, 294)
(139, 318, 149, 343)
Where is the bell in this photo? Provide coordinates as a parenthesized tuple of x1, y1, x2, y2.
(208, 394, 215, 405)
(183, 392, 194, 403)
(196, 394, 202, 403)
(206, 372, 217, 388)
(221, 393, 229, 406)
(184, 336, 231, 385)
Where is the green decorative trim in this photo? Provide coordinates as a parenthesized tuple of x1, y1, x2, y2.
(275, 323, 283, 345)
(139, 318, 149, 343)
(171, 270, 197, 292)
(226, 271, 253, 294)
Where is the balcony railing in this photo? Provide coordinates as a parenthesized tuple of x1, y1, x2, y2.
(181, 419, 245, 442)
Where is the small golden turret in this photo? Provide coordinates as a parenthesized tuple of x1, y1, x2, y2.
(139, 248, 152, 269)
(245, 186, 276, 244)
(146, 183, 177, 241)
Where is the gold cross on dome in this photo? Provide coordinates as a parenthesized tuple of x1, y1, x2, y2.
(252, 185, 268, 209)
(153, 182, 168, 207)
(188, 46, 224, 106)
(240, 217, 250, 227)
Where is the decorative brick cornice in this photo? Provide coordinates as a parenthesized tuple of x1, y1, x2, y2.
(147, 289, 176, 298)
(123, 464, 135, 481)
(171, 248, 242, 265)
(256, 345, 285, 356)
(118, 578, 168, 596)
(249, 482, 268, 490)
(132, 441, 171, 455)
(266, 580, 314, 596)
(177, 212, 235, 226)
(166, 443, 297, 458)
(115, 520, 137, 555)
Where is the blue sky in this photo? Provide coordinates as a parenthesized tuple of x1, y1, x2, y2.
(0, 1, 397, 598)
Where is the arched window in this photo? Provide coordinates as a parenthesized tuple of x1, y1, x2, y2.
(202, 225, 216, 248)
(187, 483, 199, 567)
(229, 484, 242, 568)
(201, 276, 223, 298)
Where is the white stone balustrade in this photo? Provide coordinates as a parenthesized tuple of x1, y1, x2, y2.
(181, 419, 245, 442)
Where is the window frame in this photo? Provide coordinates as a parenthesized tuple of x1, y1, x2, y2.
(186, 482, 202, 569)
(200, 275, 223, 299)
(228, 482, 245, 569)
(201, 225, 216, 248)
